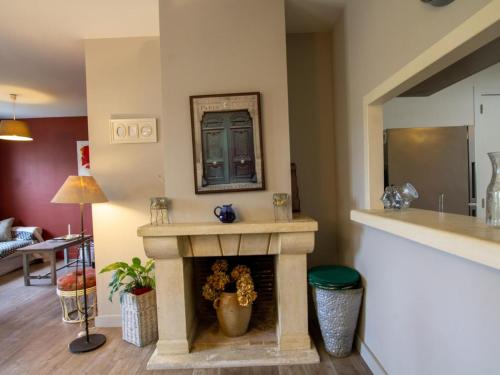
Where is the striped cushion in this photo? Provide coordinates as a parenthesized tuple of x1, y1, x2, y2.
(0, 240, 32, 259)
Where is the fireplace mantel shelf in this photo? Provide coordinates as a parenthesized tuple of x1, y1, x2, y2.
(137, 216, 317, 237)
(138, 216, 318, 259)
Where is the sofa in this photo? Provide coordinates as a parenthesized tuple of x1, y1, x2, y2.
(0, 226, 44, 276)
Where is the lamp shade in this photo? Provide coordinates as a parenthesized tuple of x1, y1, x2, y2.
(0, 119, 33, 141)
(51, 176, 108, 204)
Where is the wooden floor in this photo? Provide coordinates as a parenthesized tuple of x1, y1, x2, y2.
(0, 262, 372, 375)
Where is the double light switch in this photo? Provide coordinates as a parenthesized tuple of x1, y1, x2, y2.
(109, 118, 157, 144)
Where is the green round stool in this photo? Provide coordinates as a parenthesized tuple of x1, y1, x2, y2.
(308, 265, 360, 290)
(308, 265, 363, 357)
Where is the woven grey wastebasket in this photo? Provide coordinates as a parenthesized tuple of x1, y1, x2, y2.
(309, 266, 363, 357)
(121, 290, 158, 347)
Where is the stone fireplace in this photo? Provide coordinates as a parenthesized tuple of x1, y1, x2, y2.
(138, 217, 319, 369)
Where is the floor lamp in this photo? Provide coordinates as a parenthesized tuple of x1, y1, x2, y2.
(52, 175, 108, 353)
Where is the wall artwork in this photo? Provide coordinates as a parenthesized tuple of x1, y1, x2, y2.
(190, 92, 265, 194)
(76, 140, 91, 176)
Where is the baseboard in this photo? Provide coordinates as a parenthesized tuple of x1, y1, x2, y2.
(95, 314, 121, 327)
(355, 335, 388, 375)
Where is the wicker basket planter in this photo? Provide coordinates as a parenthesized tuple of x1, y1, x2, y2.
(121, 289, 158, 347)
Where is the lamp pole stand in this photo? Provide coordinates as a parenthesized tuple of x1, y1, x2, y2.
(68, 203, 106, 353)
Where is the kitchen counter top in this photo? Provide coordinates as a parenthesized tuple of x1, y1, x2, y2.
(351, 208, 500, 271)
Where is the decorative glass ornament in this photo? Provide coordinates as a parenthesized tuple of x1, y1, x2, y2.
(150, 197, 169, 225)
(273, 193, 290, 222)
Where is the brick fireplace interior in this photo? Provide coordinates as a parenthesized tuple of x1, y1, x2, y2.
(192, 256, 277, 349)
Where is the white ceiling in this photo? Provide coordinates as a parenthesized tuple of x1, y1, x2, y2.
(0, 0, 343, 119)
(0, 0, 159, 119)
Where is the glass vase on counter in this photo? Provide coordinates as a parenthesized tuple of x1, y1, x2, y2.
(486, 152, 500, 227)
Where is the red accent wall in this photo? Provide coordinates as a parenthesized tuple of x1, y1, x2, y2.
(0, 117, 92, 239)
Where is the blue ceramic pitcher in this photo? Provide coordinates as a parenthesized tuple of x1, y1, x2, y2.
(214, 204, 236, 223)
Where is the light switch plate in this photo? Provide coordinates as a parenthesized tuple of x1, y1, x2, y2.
(109, 118, 157, 144)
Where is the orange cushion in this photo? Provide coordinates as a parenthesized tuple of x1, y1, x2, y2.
(57, 268, 96, 291)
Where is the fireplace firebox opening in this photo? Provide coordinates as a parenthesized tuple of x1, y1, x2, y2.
(192, 255, 277, 349)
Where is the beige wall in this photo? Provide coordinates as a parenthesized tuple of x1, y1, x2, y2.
(333, 1, 500, 374)
(286, 33, 336, 266)
(159, 0, 291, 223)
(85, 0, 293, 323)
(85, 37, 164, 323)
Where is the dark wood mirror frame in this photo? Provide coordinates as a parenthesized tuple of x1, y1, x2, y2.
(189, 92, 265, 194)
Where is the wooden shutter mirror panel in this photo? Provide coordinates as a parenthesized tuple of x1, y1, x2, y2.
(191, 92, 265, 194)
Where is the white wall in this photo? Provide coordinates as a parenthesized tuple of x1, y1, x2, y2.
(332, 1, 500, 374)
(383, 76, 474, 129)
(358, 227, 500, 375)
(85, 37, 164, 324)
(287, 33, 337, 266)
(159, 0, 291, 223)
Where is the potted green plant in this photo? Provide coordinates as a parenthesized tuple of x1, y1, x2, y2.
(100, 257, 158, 347)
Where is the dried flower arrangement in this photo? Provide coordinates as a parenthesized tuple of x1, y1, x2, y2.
(202, 259, 258, 307)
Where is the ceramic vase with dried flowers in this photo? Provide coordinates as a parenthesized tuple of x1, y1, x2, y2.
(202, 259, 258, 337)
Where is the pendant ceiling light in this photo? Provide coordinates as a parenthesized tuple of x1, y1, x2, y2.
(0, 94, 33, 141)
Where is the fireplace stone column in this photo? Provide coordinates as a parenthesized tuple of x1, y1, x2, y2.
(275, 230, 315, 351)
(143, 237, 196, 355)
(276, 253, 310, 350)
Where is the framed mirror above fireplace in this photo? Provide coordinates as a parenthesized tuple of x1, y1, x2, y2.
(190, 92, 265, 194)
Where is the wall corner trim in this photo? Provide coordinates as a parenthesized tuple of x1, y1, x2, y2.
(355, 335, 388, 375)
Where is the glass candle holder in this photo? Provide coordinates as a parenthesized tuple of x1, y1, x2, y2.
(273, 193, 290, 222)
(150, 197, 170, 225)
